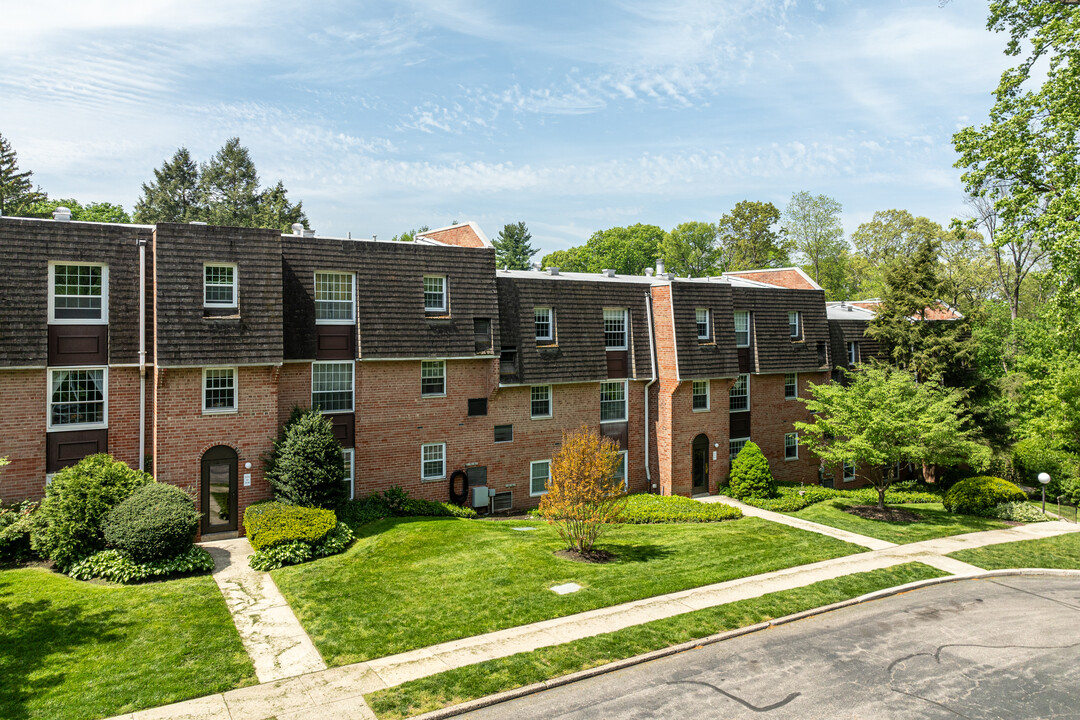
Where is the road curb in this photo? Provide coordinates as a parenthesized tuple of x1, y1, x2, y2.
(409, 569, 1080, 720)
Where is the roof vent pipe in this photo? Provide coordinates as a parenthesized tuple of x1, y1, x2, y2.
(602, 269, 615, 278)
(52, 207, 72, 222)
(656, 258, 665, 275)
(546, 267, 560, 276)
(291, 223, 304, 235)
(663, 272, 675, 281)
(302, 228, 315, 237)
(644, 267, 654, 277)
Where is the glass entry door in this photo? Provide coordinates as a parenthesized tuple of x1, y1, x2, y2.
(201, 445, 238, 534)
(691, 434, 709, 494)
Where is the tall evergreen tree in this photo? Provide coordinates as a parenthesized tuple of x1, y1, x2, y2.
(198, 138, 261, 227)
(254, 180, 307, 232)
(134, 147, 200, 224)
(494, 221, 536, 270)
(0, 132, 47, 217)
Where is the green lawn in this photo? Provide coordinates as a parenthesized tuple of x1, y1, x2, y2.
(948, 531, 1080, 569)
(785, 500, 1010, 544)
(365, 562, 947, 719)
(273, 516, 864, 666)
(0, 568, 255, 720)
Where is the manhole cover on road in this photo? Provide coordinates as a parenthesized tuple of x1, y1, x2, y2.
(512, 526, 538, 532)
(551, 583, 583, 595)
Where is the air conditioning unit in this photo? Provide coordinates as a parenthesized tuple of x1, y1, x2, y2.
(490, 491, 513, 513)
(471, 486, 491, 508)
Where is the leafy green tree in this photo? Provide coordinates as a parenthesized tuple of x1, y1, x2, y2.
(782, 191, 850, 299)
(795, 366, 990, 509)
(493, 221, 537, 270)
(967, 192, 1047, 320)
(540, 246, 590, 272)
(938, 221, 996, 315)
(134, 147, 200, 224)
(660, 221, 727, 277)
(850, 210, 945, 299)
(718, 201, 791, 271)
(581, 223, 662, 275)
(22, 198, 131, 223)
(0, 132, 47, 217)
(265, 409, 347, 509)
(953, 0, 1080, 322)
(391, 225, 430, 242)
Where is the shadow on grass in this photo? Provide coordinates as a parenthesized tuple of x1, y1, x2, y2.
(0, 580, 125, 720)
(598, 542, 675, 564)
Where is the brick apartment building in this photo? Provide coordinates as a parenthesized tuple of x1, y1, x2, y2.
(0, 213, 879, 536)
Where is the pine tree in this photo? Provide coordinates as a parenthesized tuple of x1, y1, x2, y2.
(198, 138, 261, 227)
(134, 147, 200, 223)
(255, 180, 307, 232)
(494, 221, 536, 270)
(0, 132, 47, 217)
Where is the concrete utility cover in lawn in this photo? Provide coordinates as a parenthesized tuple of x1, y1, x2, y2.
(461, 576, 1080, 719)
(550, 583, 583, 595)
(512, 526, 538, 531)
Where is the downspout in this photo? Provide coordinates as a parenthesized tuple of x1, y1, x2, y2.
(138, 237, 147, 471)
(644, 292, 657, 489)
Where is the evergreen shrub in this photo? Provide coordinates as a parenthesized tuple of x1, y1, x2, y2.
(618, 494, 741, 523)
(243, 501, 337, 551)
(265, 409, 348, 509)
(103, 483, 199, 562)
(943, 476, 1026, 516)
(727, 442, 776, 500)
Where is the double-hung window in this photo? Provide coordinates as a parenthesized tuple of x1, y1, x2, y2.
(422, 443, 446, 481)
(342, 448, 355, 500)
(531, 385, 552, 419)
(421, 360, 446, 397)
(203, 368, 237, 412)
(729, 437, 749, 462)
(48, 367, 107, 430)
(424, 275, 447, 313)
(50, 263, 107, 322)
(784, 373, 798, 400)
(843, 461, 856, 483)
(534, 307, 553, 342)
(604, 308, 627, 350)
(788, 311, 800, 338)
(696, 309, 710, 340)
(729, 374, 749, 412)
(847, 341, 859, 366)
(734, 311, 750, 347)
(204, 264, 237, 309)
(692, 380, 709, 411)
(785, 433, 799, 460)
(530, 459, 551, 497)
(314, 272, 354, 323)
(600, 380, 627, 422)
(312, 361, 354, 412)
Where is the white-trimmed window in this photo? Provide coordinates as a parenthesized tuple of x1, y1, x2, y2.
(424, 275, 447, 313)
(312, 361, 354, 412)
(202, 368, 237, 413)
(784, 373, 798, 400)
(785, 433, 799, 460)
(729, 373, 749, 412)
(534, 307, 553, 341)
(692, 380, 709, 411)
(734, 311, 750, 347)
(421, 360, 446, 397)
(843, 461, 856, 482)
(422, 443, 446, 481)
(613, 450, 628, 489)
(342, 448, 355, 500)
(49, 262, 108, 323)
(604, 308, 628, 350)
(314, 271, 354, 323)
(847, 341, 859, 366)
(204, 264, 237, 308)
(789, 310, 800, 338)
(729, 437, 749, 462)
(530, 459, 551, 497)
(48, 367, 107, 430)
(600, 380, 627, 422)
(696, 308, 710, 340)
(530, 385, 552, 419)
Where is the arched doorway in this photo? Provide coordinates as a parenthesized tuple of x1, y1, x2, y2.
(201, 445, 238, 534)
(691, 434, 709, 494)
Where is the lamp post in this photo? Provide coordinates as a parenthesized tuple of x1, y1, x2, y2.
(1038, 472, 1051, 514)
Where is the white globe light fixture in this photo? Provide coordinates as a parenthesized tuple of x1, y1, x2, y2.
(1038, 472, 1051, 514)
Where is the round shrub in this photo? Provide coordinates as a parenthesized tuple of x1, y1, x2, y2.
(943, 476, 1026, 516)
(728, 442, 776, 500)
(265, 409, 347, 509)
(104, 483, 199, 563)
(31, 454, 152, 571)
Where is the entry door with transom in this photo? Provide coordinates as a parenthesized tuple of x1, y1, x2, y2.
(691, 434, 710, 494)
(201, 445, 238, 534)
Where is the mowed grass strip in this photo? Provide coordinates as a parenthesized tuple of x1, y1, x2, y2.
(0, 568, 256, 720)
(785, 500, 1010, 544)
(365, 562, 947, 719)
(272, 516, 864, 666)
(948, 530, 1080, 569)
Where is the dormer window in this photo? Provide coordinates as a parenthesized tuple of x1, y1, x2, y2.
(696, 309, 710, 341)
(534, 308, 553, 341)
(50, 263, 107, 323)
(734, 311, 749, 347)
(204, 264, 237, 309)
(424, 275, 447, 313)
(604, 308, 627, 350)
(789, 311, 800, 338)
(315, 272, 355, 323)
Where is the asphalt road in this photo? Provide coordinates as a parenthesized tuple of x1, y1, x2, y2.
(460, 576, 1080, 720)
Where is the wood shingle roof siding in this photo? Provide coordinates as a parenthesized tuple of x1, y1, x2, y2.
(828, 318, 884, 366)
(153, 224, 283, 366)
(668, 283, 739, 379)
(731, 286, 831, 373)
(0, 218, 152, 367)
(282, 237, 499, 360)
(496, 276, 652, 384)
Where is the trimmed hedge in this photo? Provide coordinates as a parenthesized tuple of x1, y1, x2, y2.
(728, 442, 776, 500)
(68, 545, 215, 583)
(618, 494, 742, 523)
(249, 523, 355, 571)
(103, 483, 199, 562)
(337, 487, 477, 527)
(740, 484, 942, 513)
(243, 502, 337, 551)
(943, 476, 1026, 516)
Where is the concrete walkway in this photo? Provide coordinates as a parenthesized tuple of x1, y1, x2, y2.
(111, 518, 1079, 720)
(200, 538, 327, 683)
(704, 495, 898, 550)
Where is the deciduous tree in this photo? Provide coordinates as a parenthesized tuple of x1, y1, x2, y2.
(719, 201, 791, 271)
(660, 221, 728, 277)
(782, 191, 850, 299)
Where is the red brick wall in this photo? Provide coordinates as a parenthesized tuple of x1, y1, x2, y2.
(747, 372, 827, 485)
(0, 370, 47, 501)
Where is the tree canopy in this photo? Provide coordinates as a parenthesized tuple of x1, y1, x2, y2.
(659, 221, 727, 277)
(0, 132, 46, 217)
(493, 221, 537, 270)
(719, 201, 791, 271)
(782, 191, 849, 299)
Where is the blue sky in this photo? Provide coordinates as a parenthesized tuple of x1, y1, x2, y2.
(1, 1, 1009, 258)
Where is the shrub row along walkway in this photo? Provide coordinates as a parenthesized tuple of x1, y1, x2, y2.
(109, 518, 1078, 720)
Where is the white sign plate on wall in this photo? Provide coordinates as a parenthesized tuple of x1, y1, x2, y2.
(243, 473, 252, 487)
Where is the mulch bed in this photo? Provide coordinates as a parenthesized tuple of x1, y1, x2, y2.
(842, 505, 924, 523)
(555, 549, 616, 563)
